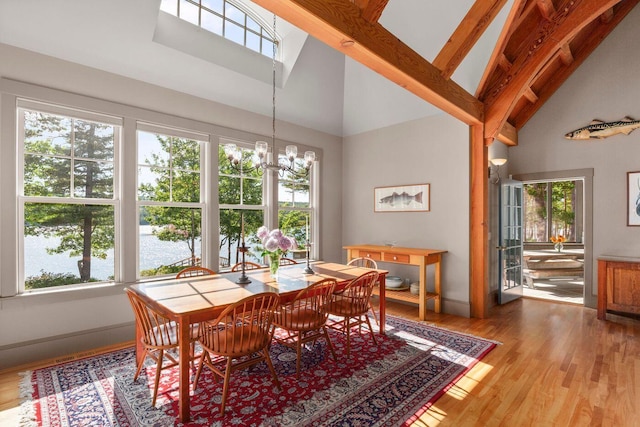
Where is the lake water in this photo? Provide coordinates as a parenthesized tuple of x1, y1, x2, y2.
(24, 225, 206, 280)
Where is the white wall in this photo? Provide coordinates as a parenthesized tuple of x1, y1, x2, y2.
(0, 43, 343, 368)
(509, 6, 640, 302)
(342, 114, 471, 315)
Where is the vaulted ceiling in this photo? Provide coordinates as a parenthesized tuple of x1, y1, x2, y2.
(0, 0, 637, 141)
(252, 0, 639, 144)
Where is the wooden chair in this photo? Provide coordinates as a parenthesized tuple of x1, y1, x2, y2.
(279, 257, 298, 266)
(326, 270, 379, 357)
(230, 261, 262, 272)
(193, 292, 281, 415)
(176, 266, 216, 279)
(125, 289, 199, 406)
(273, 278, 338, 378)
(346, 257, 380, 325)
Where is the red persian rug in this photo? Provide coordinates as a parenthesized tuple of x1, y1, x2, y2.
(19, 316, 497, 426)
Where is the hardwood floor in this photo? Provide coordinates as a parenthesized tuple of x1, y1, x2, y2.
(1, 298, 638, 426)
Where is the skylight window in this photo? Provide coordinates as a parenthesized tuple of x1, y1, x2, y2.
(160, 0, 277, 57)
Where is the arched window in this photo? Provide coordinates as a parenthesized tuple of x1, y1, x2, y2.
(160, 0, 277, 57)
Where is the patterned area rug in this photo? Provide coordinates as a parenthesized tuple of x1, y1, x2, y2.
(19, 316, 497, 426)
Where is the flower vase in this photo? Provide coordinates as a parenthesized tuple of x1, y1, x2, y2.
(554, 243, 563, 252)
(268, 253, 280, 278)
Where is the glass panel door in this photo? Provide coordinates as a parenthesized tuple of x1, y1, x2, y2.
(498, 179, 524, 304)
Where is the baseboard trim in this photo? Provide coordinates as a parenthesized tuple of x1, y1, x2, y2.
(0, 322, 135, 370)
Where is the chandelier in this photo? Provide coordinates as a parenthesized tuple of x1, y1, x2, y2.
(224, 14, 315, 177)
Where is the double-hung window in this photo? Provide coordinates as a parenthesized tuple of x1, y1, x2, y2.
(218, 140, 264, 271)
(137, 124, 207, 277)
(19, 100, 120, 290)
(278, 155, 313, 260)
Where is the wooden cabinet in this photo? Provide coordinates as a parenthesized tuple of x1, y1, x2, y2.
(597, 258, 640, 320)
(344, 244, 447, 320)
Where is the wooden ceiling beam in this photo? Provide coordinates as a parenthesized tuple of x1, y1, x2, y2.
(252, 0, 484, 125)
(524, 86, 539, 103)
(361, 0, 389, 22)
(498, 53, 513, 71)
(433, 0, 509, 80)
(536, 0, 556, 20)
(601, 7, 615, 23)
(483, 0, 622, 141)
(512, 0, 640, 128)
(475, 0, 527, 97)
(496, 121, 518, 145)
(558, 42, 574, 65)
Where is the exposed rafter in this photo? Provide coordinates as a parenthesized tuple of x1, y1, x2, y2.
(348, 0, 388, 22)
(433, 0, 508, 80)
(361, 0, 389, 22)
(251, 0, 484, 125)
(482, 0, 622, 141)
(536, 0, 556, 20)
(512, 0, 640, 128)
(475, 0, 527, 98)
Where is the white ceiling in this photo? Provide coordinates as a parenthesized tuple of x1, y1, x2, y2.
(0, 0, 511, 137)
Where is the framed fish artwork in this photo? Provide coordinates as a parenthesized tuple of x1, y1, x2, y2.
(627, 171, 640, 226)
(374, 183, 430, 212)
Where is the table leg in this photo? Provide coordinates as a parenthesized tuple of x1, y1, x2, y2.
(434, 259, 442, 313)
(178, 318, 191, 423)
(378, 274, 386, 334)
(419, 261, 427, 320)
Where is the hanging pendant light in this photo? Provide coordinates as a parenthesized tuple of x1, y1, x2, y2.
(225, 14, 315, 176)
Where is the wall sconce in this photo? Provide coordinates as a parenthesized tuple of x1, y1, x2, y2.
(489, 158, 507, 184)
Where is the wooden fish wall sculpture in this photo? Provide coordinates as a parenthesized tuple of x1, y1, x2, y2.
(564, 116, 640, 140)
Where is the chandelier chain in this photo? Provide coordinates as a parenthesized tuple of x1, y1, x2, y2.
(272, 14, 276, 150)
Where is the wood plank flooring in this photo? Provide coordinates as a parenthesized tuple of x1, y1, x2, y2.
(1, 298, 638, 426)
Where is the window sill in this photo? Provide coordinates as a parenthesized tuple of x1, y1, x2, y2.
(0, 282, 129, 310)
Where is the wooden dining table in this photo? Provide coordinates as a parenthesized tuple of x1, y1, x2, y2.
(126, 261, 388, 422)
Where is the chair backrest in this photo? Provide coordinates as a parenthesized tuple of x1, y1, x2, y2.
(279, 257, 298, 266)
(278, 278, 337, 329)
(200, 292, 280, 356)
(340, 271, 379, 315)
(125, 288, 177, 349)
(176, 266, 216, 279)
(347, 257, 378, 269)
(230, 261, 262, 272)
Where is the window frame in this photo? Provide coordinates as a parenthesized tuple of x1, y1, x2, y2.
(218, 139, 267, 270)
(0, 78, 321, 299)
(136, 123, 209, 279)
(17, 99, 122, 292)
(160, 0, 278, 58)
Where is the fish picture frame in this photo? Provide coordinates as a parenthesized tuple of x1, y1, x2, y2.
(627, 171, 640, 226)
(374, 183, 430, 213)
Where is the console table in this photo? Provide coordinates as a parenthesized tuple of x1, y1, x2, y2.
(344, 244, 447, 320)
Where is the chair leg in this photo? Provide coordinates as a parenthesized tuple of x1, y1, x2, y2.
(219, 357, 233, 415)
(296, 331, 303, 378)
(133, 348, 148, 381)
(345, 317, 352, 357)
(369, 301, 379, 325)
(193, 351, 209, 390)
(322, 326, 337, 361)
(151, 349, 164, 407)
(364, 314, 378, 346)
(263, 348, 281, 389)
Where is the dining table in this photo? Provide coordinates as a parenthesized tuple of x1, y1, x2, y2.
(126, 261, 388, 422)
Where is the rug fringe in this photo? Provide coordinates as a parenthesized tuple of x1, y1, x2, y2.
(17, 370, 38, 427)
(411, 320, 502, 345)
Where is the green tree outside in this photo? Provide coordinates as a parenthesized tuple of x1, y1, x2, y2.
(23, 111, 115, 287)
